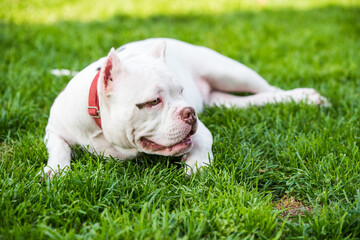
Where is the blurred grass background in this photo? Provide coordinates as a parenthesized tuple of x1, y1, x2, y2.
(2, 0, 359, 23)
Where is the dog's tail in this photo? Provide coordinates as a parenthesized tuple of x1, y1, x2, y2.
(50, 69, 79, 77)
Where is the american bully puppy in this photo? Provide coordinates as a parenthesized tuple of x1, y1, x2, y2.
(41, 38, 327, 178)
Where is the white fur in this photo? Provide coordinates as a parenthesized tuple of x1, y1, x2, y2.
(41, 38, 328, 178)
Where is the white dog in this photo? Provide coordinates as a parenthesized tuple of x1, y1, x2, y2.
(41, 38, 327, 178)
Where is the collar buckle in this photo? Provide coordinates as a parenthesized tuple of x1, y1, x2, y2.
(88, 106, 101, 118)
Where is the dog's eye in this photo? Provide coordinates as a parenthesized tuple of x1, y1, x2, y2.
(148, 98, 161, 106)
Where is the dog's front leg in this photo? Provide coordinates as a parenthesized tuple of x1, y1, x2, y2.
(182, 121, 213, 175)
(40, 131, 72, 179)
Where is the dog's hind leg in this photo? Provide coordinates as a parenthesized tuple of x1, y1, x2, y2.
(39, 131, 72, 180)
(209, 88, 327, 108)
(190, 47, 279, 94)
(185, 45, 328, 107)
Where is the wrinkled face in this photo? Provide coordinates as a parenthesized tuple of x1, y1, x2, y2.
(98, 42, 197, 157)
(131, 68, 198, 156)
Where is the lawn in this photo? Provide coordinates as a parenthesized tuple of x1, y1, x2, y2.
(1, 0, 360, 239)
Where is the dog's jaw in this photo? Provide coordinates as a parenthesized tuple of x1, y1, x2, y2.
(139, 131, 195, 156)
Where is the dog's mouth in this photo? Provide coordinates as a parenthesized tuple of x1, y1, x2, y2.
(140, 131, 195, 156)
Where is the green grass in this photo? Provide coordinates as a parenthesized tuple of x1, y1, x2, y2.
(1, 0, 360, 239)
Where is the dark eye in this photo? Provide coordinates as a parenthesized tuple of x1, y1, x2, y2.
(148, 98, 161, 106)
(180, 88, 184, 94)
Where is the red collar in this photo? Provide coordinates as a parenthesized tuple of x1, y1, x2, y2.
(88, 70, 102, 129)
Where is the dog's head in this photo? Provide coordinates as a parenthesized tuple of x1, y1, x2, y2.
(98, 41, 197, 157)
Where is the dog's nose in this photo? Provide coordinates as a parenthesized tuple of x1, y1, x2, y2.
(180, 107, 197, 125)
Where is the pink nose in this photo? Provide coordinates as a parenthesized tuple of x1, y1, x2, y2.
(180, 107, 197, 125)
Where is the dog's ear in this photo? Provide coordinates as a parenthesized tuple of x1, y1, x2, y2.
(148, 40, 166, 61)
(99, 48, 121, 95)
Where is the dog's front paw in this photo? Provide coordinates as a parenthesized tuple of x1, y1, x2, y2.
(37, 166, 55, 180)
(37, 166, 69, 180)
(184, 164, 198, 176)
(288, 88, 330, 106)
(182, 155, 209, 176)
